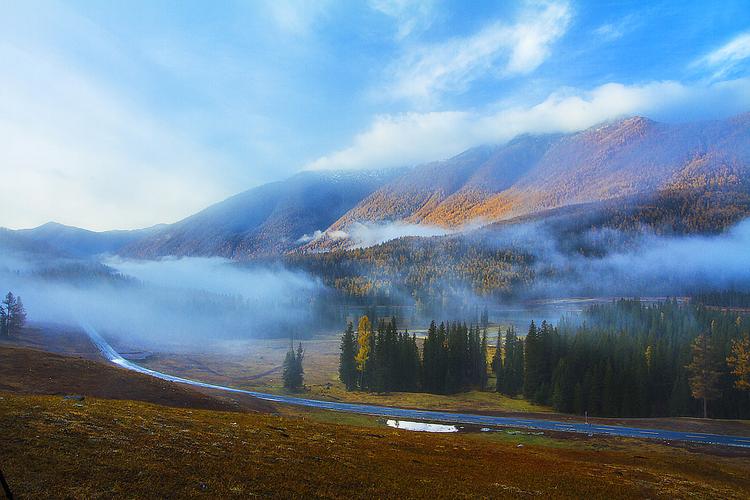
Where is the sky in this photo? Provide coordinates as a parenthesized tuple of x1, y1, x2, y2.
(1, 0, 749, 231)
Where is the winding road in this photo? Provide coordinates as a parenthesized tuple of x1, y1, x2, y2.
(82, 323, 750, 448)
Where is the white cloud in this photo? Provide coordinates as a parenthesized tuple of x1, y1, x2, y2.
(694, 31, 750, 80)
(0, 42, 231, 231)
(383, 0, 571, 103)
(264, 0, 332, 37)
(593, 14, 641, 42)
(306, 111, 474, 170)
(306, 78, 750, 171)
(369, 0, 439, 40)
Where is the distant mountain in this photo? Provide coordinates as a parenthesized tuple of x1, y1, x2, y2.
(0, 222, 162, 259)
(122, 169, 402, 259)
(303, 113, 750, 250)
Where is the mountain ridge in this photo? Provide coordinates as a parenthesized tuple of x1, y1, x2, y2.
(301, 113, 750, 251)
(4, 113, 749, 260)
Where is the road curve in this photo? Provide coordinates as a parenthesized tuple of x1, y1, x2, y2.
(81, 323, 750, 448)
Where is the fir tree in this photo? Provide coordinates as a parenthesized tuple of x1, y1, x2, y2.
(687, 333, 722, 418)
(1, 292, 26, 337)
(283, 343, 304, 391)
(339, 322, 358, 390)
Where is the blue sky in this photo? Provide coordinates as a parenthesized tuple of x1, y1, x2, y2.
(2, 0, 750, 230)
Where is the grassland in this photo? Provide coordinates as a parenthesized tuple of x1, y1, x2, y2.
(3, 392, 750, 499)
(136, 331, 552, 415)
(135, 332, 750, 436)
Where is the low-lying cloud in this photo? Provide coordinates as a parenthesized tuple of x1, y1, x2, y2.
(0, 253, 329, 351)
(300, 219, 487, 249)
(486, 217, 750, 297)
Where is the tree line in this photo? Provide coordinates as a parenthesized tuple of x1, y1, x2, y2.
(494, 300, 750, 419)
(339, 299, 750, 419)
(340, 315, 487, 394)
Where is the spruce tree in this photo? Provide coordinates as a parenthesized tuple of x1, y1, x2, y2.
(523, 320, 540, 399)
(283, 343, 304, 392)
(339, 322, 358, 390)
(687, 333, 722, 418)
(494, 326, 503, 393)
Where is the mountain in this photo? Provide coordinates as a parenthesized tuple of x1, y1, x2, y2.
(0, 222, 162, 259)
(122, 169, 401, 259)
(305, 113, 750, 250)
(6, 114, 749, 260)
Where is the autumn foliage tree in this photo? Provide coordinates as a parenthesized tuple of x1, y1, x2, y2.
(355, 315, 371, 389)
(727, 333, 750, 392)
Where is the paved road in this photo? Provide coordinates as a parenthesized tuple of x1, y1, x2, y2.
(81, 323, 750, 448)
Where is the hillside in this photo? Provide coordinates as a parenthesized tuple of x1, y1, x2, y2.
(305, 113, 750, 250)
(0, 344, 273, 413)
(122, 169, 401, 259)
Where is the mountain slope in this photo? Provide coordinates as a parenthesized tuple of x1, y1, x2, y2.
(319, 114, 750, 241)
(123, 169, 401, 259)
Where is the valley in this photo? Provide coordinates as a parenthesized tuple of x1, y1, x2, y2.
(5, 3, 750, 497)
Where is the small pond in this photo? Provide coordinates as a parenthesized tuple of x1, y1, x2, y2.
(386, 419, 459, 433)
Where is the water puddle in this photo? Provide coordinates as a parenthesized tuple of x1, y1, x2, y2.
(386, 419, 459, 433)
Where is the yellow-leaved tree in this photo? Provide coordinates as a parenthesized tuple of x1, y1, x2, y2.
(727, 333, 750, 392)
(355, 315, 371, 377)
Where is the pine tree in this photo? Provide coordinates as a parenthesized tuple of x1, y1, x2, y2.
(283, 343, 304, 391)
(479, 327, 488, 389)
(339, 322, 358, 390)
(422, 320, 438, 392)
(686, 333, 722, 418)
(523, 320, 540, 399)
(1, 292, 25, 337)
(493, 327, 503, 393)
(602, 361, 618, 416)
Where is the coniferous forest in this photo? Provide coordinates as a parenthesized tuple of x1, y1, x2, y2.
(340, 299, 750, 419)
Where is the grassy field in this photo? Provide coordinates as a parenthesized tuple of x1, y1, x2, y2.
(136, 331, 552, 415)
(134, 332, 750, 436)
(3, 392, 750, 498)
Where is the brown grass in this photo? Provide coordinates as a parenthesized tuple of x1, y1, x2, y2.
(2, 392, 750, 499)
(0, 345, 273, 413)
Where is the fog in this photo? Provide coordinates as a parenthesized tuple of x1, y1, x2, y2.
(304, 219, 490, 249)
(0, 253, 328, 351)
(2, 217, 749, 353)
(485, 217, 750, 297)
(347, 221, 453, 248)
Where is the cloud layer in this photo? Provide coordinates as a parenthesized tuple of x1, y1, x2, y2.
(694, 31, 750, 80)
(383, 1, 571, 103)
(307, 78, 750, 171)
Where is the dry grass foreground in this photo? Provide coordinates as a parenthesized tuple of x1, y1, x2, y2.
(1, 392, 750, 499)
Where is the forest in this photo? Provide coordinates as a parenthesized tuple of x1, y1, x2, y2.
(339, 299, 750, 419)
